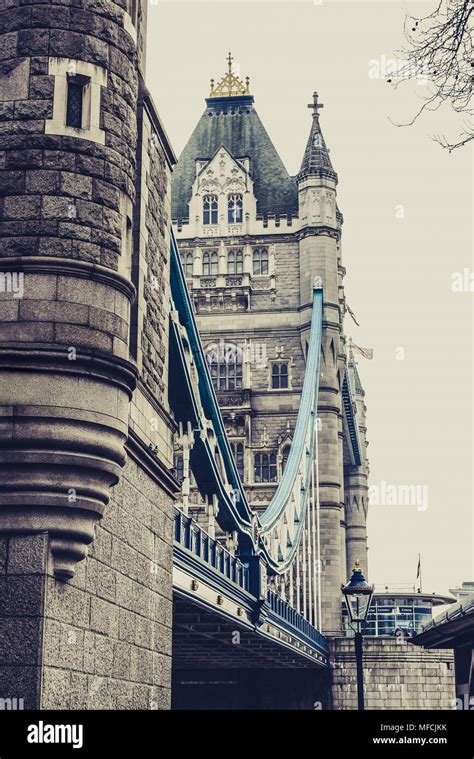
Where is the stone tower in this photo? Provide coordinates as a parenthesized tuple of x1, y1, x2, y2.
(297, 93, 345, 634)
(171, 60, 369, 638)
(0, 0, 146, 577)
(0, 0, 178, 709)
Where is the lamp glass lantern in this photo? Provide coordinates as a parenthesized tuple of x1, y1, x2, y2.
(341, 560, 374, 630)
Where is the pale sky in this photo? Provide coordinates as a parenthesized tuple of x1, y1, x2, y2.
(147, 0, 473, 599)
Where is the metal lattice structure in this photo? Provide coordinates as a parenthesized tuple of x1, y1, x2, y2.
(169, 229, 328, 665)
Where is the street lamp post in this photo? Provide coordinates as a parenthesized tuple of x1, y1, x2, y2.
(341, 559, 374, 711)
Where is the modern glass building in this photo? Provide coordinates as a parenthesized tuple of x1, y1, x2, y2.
(342, 590, 456, 638)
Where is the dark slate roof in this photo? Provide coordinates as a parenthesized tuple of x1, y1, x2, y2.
(171, 95, 298, 222)
(298, 111, 337, 183)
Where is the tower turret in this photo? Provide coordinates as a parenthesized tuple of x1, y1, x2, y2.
(0, 0, 146, 579)
(344, 349, 370, 577)
(298, 93, 345, 635)
(297, 92, 339, 308)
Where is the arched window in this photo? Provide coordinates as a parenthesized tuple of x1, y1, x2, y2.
(254, 452, 277, 483)
(253, 247, 269, 275)
(206, 345, 243, 391)
(230, 441, 245, 480)
(271, 362, 288, 389)
(181, 252, 193, 278)
(227, 194, 243, 224)
(281, 445, 290, 474)
(202, 250, 218, 276)
(228, 249, 243, 275)
(203, 195, 218, 225)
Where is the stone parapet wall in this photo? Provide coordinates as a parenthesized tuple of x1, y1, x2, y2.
(330, 637, 455, 710)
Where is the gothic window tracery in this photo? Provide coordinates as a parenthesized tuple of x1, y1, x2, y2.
(202, 250, 218, 276)
(228, 249, 243, 274)
(181, 252, 193, 278)
(254, 451, 277, 483)
(206, 346, 243, 391)
(271, 361, 289, 389)
(203, 194, 218, 225)
(252, 247, 269, 275)
(227, 194, 243, 223)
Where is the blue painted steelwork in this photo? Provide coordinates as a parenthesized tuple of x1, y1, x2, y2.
(174, 507, 249, 592)
(342, 371, 362, 466)
(259, 287, 323, 573)
(169, 229, 328, 662)
(170, 230, 254, 545)
(267, 590, 328, 655)
(170, 229, 324, 572)
(173, 507, 328, 660)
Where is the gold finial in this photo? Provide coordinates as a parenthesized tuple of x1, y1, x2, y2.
(353, 558, 362, 572)
(308, 91, 324, 120)
(208, 54, 251, 99)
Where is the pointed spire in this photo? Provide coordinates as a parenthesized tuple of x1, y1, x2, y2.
(298, 91, 337, 182)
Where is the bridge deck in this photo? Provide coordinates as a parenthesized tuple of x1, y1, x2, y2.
(173, 595, 327, 669)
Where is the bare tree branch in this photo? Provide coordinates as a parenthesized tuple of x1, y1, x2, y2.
(389, 0, 473, 151)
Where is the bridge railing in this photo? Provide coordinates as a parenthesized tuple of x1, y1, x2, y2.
(267, 589, 328, 655)
(174, 508, 249, 592)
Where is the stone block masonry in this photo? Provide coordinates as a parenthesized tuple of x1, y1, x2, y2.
(0, 455, 174, 710)
(0, 0, 179, 709)
(330, 638, 455, 710)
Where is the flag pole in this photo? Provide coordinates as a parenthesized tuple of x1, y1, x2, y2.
(416, 553, 422, 592)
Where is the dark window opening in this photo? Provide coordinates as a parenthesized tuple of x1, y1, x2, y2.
(203, 195, 218, 225)
(281, 445, 290, 473)
(253, 247, 269, 275)
(66, 80, 84, 128)
(254, 451, 277, 483)
(181, 252, 193, 278)
(203, 251, 218, 276)
(174, 453, 184, 483)
(271, 362, 289, 389)
(230, 441, 244, 481)
(228, 249, 243, 275)
(206, 346, 243, 391)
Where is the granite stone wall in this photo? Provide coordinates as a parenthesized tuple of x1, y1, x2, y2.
(330, 638, 456, 710)
(0, 453, 174, 710)
(40, 453, 174, 710)
(0, 0, 177, 709)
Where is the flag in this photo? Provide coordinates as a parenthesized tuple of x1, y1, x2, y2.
(353, 343, 374, 360)
(416, 554, 421, 579)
